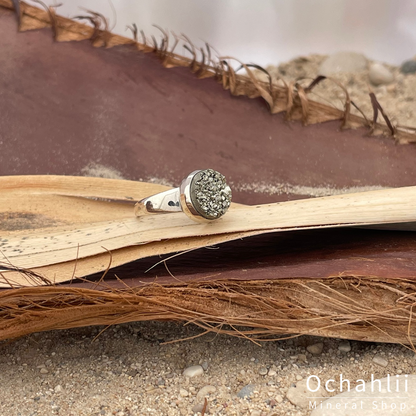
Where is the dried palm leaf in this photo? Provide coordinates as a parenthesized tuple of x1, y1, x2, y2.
(2, 175, 416, 287)
(2, 1, 416, 347)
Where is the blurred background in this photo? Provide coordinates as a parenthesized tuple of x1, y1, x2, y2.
(27, 0, 416, 66)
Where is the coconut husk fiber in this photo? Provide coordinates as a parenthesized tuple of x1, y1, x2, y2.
(2, 1, 416, 346)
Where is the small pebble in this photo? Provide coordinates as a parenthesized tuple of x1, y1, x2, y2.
(372, 354, 388, 367)
(286, 378, 327, 408)
(183, 365, 204, 378)
(268, 369, 277, 377)
(401, 60, 416, 74)
(275, 394, 283, 403)
(179, 388, 189, 397)
(54, 385, 63, 393)
(201, 361, 209, 371)
(192, 402, 209, 414)
(259, 367, 268, 376)
(296, 375, 303, 381)
(297, 354, 307, 363)
(369, 62, 394, 85)
(196, 385, 216, 401)
(306, 342, 324, 355)
(338, 340, 351, 353)
(40, 368, 48, 374)
(237, 384, 255, 399)
(319, 51, 367, 76)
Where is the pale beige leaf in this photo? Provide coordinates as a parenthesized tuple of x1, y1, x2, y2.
(2, 175, 416, 286)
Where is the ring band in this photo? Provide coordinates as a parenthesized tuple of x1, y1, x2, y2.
(135, 169, 232, 222)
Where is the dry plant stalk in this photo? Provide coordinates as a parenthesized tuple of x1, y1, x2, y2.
(1, 277, 416, 347)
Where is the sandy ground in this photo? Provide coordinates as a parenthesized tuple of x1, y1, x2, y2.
(1, 322, 414, 416)
(2, 54, 416, 416)
(256, 55, 416, 129)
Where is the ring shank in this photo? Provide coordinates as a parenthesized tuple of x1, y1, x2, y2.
(134, 188, 182, 216)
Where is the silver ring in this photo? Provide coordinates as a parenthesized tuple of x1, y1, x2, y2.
(135, 169, 232, 222)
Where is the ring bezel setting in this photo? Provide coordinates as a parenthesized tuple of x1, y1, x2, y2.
(135, 169, 232, 222)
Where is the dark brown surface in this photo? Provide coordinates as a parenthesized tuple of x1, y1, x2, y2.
(1, 8, 416, 206)
(72, 228, 416, 288)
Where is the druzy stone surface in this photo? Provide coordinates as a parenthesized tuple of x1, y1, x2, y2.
(190, 169, 232, 219)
